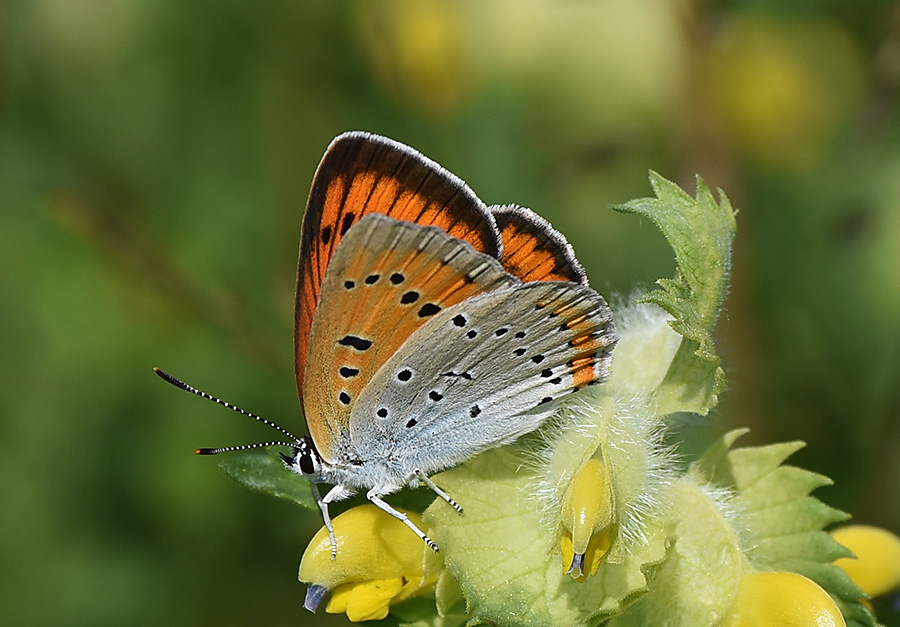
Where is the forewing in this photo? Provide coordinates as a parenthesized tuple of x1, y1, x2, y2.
(491, 204, 587, 284)
(302, 213, 517, 462)
(349, 281, 617, 474)
(295, 132, 502, 399)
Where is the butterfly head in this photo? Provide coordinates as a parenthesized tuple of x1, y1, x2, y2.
(281, 436, 323, 477)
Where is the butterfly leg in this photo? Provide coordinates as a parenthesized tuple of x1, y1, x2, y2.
(366, 491, 440, 553)
(414, 470, 463, 514)
(314, 483, 355, 559)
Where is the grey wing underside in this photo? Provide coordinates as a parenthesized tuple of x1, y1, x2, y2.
(348, 280, 617, 475)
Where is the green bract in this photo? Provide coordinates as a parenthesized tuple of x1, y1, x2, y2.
(615, 172, 736, 417)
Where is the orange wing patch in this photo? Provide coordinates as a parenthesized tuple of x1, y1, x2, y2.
(492, 205, 587, 285)
(295, 133, 502, 401)
(535, 287, 615, 391)
(301, 214, 516, 462)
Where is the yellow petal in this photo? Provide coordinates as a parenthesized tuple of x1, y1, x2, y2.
(560, 533, 578, 578)
(582, 526, 613, 577)
(721, 571, 845, 627)
(324, 582, 353, 613)
(832, 524, 900, 598)
(561, 528, 613, 582)
(326, 578, 404, 622)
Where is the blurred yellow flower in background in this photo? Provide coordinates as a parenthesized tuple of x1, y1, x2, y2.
(832, 525, 900, 599)
(707, 16, 864, 171)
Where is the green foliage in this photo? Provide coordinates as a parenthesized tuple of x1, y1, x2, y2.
(219, 450, 318, 510)
(615, 173, 736, 416)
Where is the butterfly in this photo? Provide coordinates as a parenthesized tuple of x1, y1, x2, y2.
(156, 132, 617, 558)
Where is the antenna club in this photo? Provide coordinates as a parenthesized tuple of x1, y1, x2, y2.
(154, 368, 179, 385)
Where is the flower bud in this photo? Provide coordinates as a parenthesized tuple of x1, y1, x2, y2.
(559, 457, 616, 579)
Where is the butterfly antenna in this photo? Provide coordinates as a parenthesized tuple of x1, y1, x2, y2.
(194, 441, 296, 456)
(153, 368, 303, 452)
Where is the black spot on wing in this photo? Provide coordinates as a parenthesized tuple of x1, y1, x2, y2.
(338, 335, 372, 351)
(340, 212, 356, 235)
(441, 371, 473, 380)
(418, 303, 441, 317)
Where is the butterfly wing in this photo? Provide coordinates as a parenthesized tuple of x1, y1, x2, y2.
(302, 213, 518, 463)
(491, 204, 587, 284)
(295, 132, 503, 399)
(349, 279, 616, 476)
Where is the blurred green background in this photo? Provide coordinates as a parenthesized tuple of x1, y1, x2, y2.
(2, 1, 899, 625)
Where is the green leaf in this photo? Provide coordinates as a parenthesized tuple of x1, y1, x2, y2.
(691, 431, 876, 627)
(615, 172, 737, 416)
(218, 449, 317, 510)
(423, 446, 669, 627)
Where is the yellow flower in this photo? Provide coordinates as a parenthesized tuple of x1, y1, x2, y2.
(721, 571, 845, 627)
(832, 524, 900, 598)
(299, 505, 441, 622)
(559, 456, 616, 580)
(353, 0, 472, 116)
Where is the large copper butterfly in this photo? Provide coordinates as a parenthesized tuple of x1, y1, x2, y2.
(156, 132, 617, 556)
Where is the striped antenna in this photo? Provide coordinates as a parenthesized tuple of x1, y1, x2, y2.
(154, 368, 303, 453)
(195, 442, 296, 455)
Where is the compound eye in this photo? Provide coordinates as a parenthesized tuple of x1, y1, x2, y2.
(298, 449, 315, 475)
